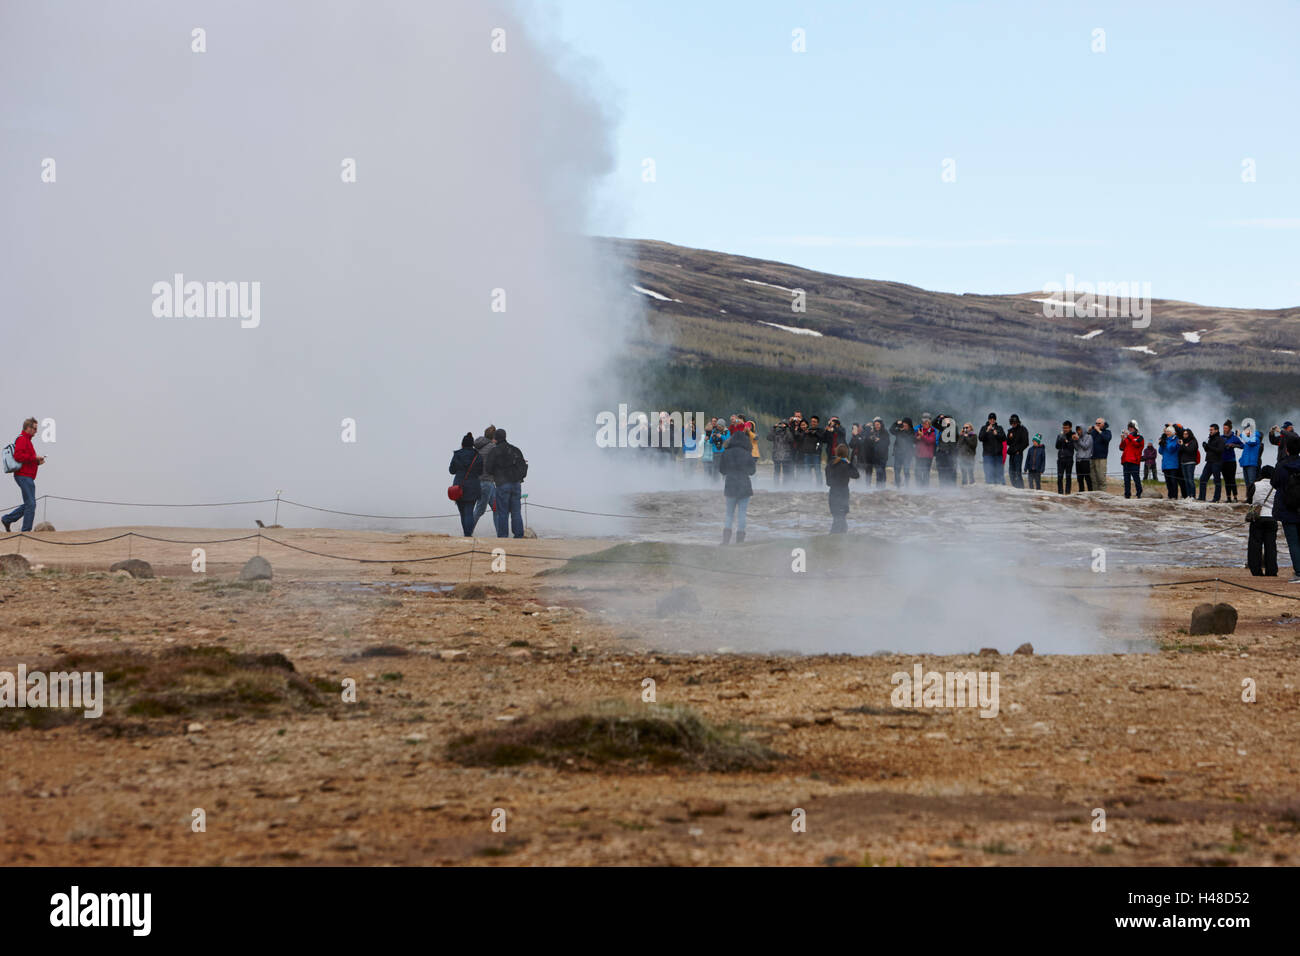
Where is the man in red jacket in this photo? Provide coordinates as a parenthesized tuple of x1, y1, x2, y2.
(3, 418, 46, 532)
(1119, 420, 1145, 499)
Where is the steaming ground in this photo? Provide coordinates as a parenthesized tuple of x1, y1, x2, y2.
(621, 484, 1241, 570)
(14, 482, 1256, 655)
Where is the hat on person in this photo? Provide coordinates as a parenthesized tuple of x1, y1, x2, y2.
(1009, 414, 1020, 424)
(1032, 433, 1042, 443)
(1285, 421, 1295, 428)
(988, 411, 997, 419)
(873, 416, 883, 423)
(921, 412, 932, 421)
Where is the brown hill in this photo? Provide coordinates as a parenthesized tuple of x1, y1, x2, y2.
(604, 237, 1299, 412)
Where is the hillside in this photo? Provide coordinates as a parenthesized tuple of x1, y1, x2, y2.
(603, 237, 1299, 420)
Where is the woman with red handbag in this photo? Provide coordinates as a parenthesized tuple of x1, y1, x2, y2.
(448, 432, 483, 537)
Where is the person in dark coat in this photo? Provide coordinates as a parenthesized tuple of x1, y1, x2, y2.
(825, 443, 860, 533)
(449, 432, 483, 537)
(867, 417, 891, 486)
(767, 419, 796, 486)
(1221, 420, 1243, 502)
(1178, 427, 1198, 500)
(1198, 423, 1226, 502)
(1025, 434, 1046, 490)
(1268, 434, 1300, 581)
(1055, 421, 1076, 494)
(958, 422, 978, 485)
(890, 417, 914, 486)
(717, 429, 756, 544)
(1005, 414, 1030, 488)
(978, 413, 1006, 485)
(934, 414, 958, 486)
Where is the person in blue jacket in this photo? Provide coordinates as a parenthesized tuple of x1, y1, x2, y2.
(1221, 420, 1243, 503)
(1158, 425, 1182, 498)
(449, 432, 483, 537)
(1240, 422, 1263, 504)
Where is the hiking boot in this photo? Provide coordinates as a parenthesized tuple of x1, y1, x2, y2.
(1290, 577, 1300, 584)
(721, 528, 732, 545)
(736, 530, 746, 544)
(1, 519, 9, 533)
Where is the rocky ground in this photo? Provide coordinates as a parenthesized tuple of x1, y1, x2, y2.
(0, 526, 1297, 866)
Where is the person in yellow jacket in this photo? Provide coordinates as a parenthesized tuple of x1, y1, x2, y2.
(747, 421, 761, 462)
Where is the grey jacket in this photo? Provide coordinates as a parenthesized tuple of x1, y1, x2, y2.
(1074, 433, 1093, 462)
(474, 437, 497, 483)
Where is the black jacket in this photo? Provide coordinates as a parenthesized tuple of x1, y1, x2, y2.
(795, 427, 821, 457)
(848, 432, 867, 466)
(767, 424, 796, 462)
(449, 447, 483, 501)
(485, 440, 528, 484)
(979, 423, 1006, 457)
(889, 423, 915, 461)
(718, 433, 757, 498)
(1006, 424, 1029, 455)
(867, 428, 891, 465)
(1202, 433, 1225, 462)
(821, 424, 846, 460)
(825, 458, 859, 513)
(1178, 433, 1198, 465)
(1055, 432, 1076, 461)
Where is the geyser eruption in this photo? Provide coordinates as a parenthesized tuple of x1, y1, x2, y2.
(0, 0, 628, 528)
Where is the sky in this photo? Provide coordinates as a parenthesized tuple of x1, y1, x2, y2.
(536, 0, 1300, 309)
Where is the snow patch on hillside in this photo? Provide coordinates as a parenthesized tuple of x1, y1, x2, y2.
(758, 320, 822, 337)
(1123, 345, 1158, 356)
(1182, 329, 1209, 343)
(631, 283, 681, 303)
(1075, 329, 1104, 340)
(744, 278, 798, 294)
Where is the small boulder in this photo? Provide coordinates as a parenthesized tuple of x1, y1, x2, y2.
(110, 559, 154, 579)
(32, 522, 55, 532)
(240, 555, 273, 581)
(1013, 642, 1034, 655)
(1190, 602, 1237, 635)
(0, 553, 31, 575)
(978, 647, 999, 657)
(656, 586, 701, 616)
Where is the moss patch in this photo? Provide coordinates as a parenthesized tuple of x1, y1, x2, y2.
(447, 700, 777, 772)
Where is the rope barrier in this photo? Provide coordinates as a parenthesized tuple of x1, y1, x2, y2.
(278, 499, 457, 520)
(1030, 575, 1300, 602)
(8, 529, 1299, 593)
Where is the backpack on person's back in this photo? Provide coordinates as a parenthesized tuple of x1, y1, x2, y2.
(2, 440, 19, 474)
(494, 443, 528, 483)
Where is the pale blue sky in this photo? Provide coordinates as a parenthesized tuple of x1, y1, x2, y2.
(537, 0, 1300, 309)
